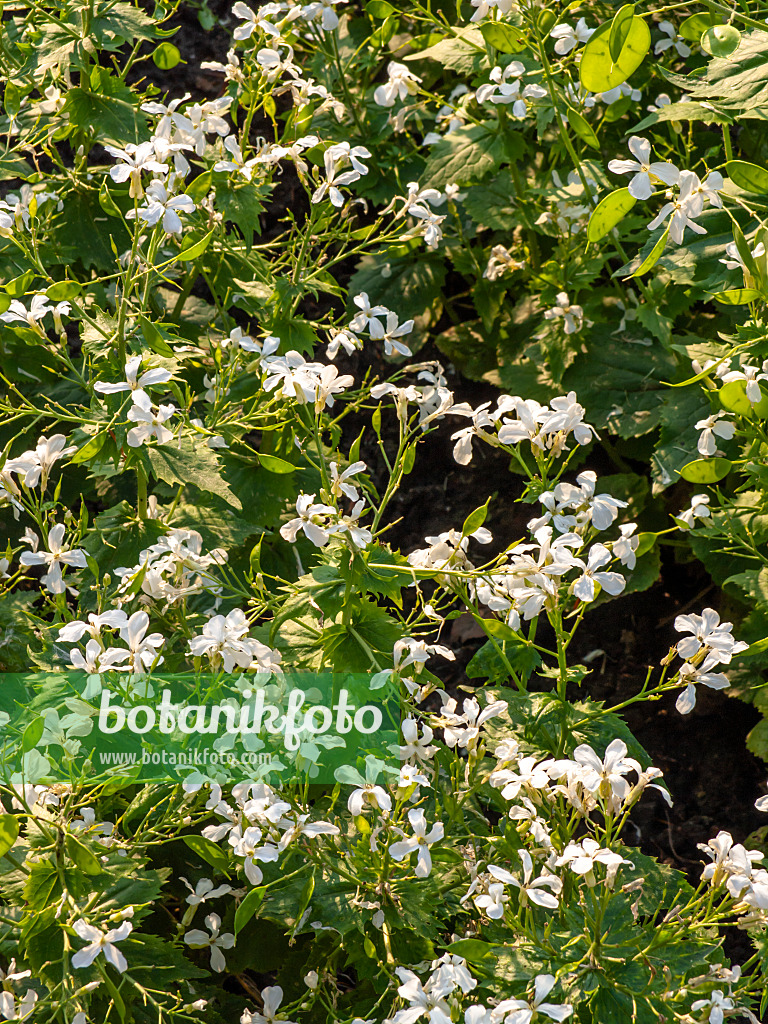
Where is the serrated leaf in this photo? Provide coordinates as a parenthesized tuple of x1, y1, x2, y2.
(147, 436, 242, 510)
(587, 187, 636, 242)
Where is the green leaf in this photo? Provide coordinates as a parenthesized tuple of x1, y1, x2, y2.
(258, 453, 296, 474)
(70, 433, 106, 465)
(152, 42, 181, 69)
(632, 100, 732, 132)
(177, 229, 215, 262)
(63, 83, 148, 146)
(182, 835, 231, 873)
(719, 379, 768, 416)
(0, 815, 19, 859)
(668, 30, 768, 118)
(701, 24, 741, 57)
(138, 315, 176, 357)
(0, 295, 11, 315)
(567, 107, 599, 149)
(609, 4, 635, 63)
(580, 16, 650, 92)
(405, 27, 490, 74)
(461, 500, 490, 537)
(587, 187, 636, 242)
(235, 886, 266, 934)
(479, 21, 528, 53)
(46, 280, 81, 301)
(147, 436, 242, 511)
(22, 717, 44, 752)
(680, 12, 721, 41)
(423, 123, 509, 189)
(65, 834, 102, 876)
(626, 228, 669, 278)
(446, 938, 495, 962)
(726, 159, 768, 194)
(680, 457, 732, 483)
(712, 287, 764, 304)
(366, 0, 396, 16)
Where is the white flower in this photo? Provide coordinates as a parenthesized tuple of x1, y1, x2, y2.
(678, 493, 711, 529)
(71, 919, 132, 973)
(129, 181, 195, 234)
(648, 169, 708, 244)
(100, 610, 165, 673)
(484, 244, 525, 281)
(390, 968, 452, 1024)
(180, 877, 234, 905)
(655, 20, 691, 58)
(543, 292, 584, 334)
(494, 975, 572, 1024)
(721, 361, 768, 404)
(95, 355, 172, 400)
(721, 240, 766, 272)
(676, 655, 730, 714)
(126, 392, 176, 447)
(374, 62, 421, 107)
(349, 292, 389, 333)
(675, 607, 747, 665)
(184, 913, 235, 973)
(476, 63, 546, 118)
(369, 311, 415, 357)
(400, 717, 437, 761)
(104, 141, 168, 198)
(188, 609, 271, 673)
(505, 849, 562, 909)
(694, 411, 735, 456)
(550, 18, 594, 55)
(19, 523, 87, 594)
(311, 142, 371, 207)
(572, 739, 641, 805)
(329, 461, 366, 502)
(469, 0, 517, 21)
(5, 433, 76, 488)
(555, 837, 633, 885)
(388, 808, 444, 877)
(280, 493, 336, 546)
(214, 134, 258, 181)
(241, 985, 298, 1024)
(0, 293, 56, 336)
(302, 0, 347, 32)
(571, 543, 626, 602)
(172, 97, 232, 155)
(612, 523, 639, 569)
(348, 783, 392, 816)
(608, 137, 680, 200)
